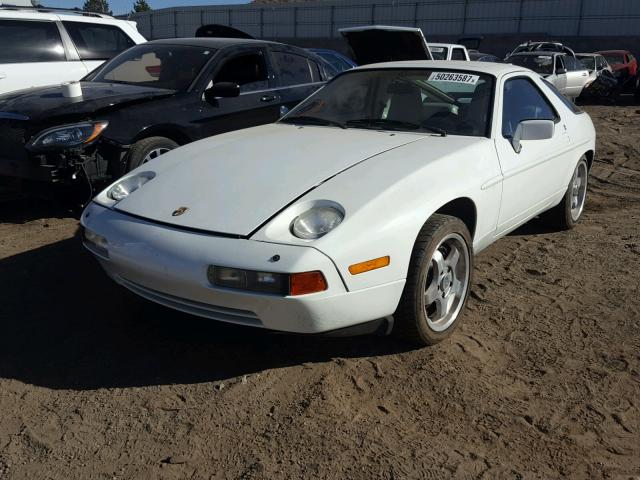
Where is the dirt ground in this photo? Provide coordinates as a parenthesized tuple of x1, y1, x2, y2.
(1, 104, 639, 480)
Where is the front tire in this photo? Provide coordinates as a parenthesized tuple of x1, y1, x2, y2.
(543, 156, 589, 230)
(127, 136, 179, 172)
(394, 214, 473, 346)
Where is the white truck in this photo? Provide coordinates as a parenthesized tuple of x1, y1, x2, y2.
(427, 43, 470, 61)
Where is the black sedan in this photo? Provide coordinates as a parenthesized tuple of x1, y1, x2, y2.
(0, 38, 331, 187)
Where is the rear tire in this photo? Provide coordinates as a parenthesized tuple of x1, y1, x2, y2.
(542, 156, 589, 230)
(127, 136, 179, 172)
(394, 214, 473, 346)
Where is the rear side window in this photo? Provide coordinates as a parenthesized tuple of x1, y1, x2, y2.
(63, 21, 134, 60)
(502, 78, 558, 138)
(319, 52, 351, 72)
(272, 52, 321, 87)
(564, 56, 583, 71)
(0, 20, 65, 64)
(451, 48, 466, 60)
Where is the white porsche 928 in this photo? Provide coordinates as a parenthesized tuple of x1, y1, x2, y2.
(81, 61, 595, 346)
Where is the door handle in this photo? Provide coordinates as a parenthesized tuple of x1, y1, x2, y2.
(261, 94, 277, 103)
(581, 73, 588, 76)
(0, 73, 6, 80)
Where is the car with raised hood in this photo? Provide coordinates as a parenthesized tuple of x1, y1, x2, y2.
(339, 25, 433, 64)
(0, 5, 146, 95)
(506, 52, 589, 100)
(81, 60, 595, 346)
(508, 41, 576, 58)
(0, 37, 332, 188)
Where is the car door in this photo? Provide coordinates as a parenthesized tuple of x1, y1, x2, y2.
(494, 75, 571, 234)
(563, 56, 589, 97)
(269, 48, 325, 115)
(61, 20, 137, 75)
(191, 46, 281, 139)
(553, 55, 568, 94)
(0, 19, 87, 95)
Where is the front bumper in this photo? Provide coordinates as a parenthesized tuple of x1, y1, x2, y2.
(0, 155, 56, 181)
(81, 203, 405, 334)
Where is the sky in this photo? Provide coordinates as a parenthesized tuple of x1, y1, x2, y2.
(45, 0, 251, 15)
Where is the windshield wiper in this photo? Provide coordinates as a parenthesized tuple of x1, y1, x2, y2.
(346, 118, 420, 131)
(280, 116, 346, 129)
(420, 124, 447, 137)
(346, 118, 447, 136)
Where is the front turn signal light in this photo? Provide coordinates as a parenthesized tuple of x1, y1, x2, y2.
(289, 271, 327, 296)
(348, 256, 390, 275)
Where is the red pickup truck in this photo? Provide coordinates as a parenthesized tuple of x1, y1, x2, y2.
(596, 50, 639, 94)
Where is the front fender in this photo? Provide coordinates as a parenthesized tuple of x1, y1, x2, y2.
(253, 136, 503, 292)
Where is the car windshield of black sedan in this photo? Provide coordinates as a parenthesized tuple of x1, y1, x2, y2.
(281, 69, 495, 137)
(91, 44, 215, 91)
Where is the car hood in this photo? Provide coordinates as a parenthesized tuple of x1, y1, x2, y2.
(340, 25, 432, 65)
(0, 82, 174, 122)
(111, 124, 426, 236)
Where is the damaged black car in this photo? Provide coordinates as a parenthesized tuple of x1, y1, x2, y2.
(0, 37, 330, 193)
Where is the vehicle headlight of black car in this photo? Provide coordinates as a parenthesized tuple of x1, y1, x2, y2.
(27, 121, 109, 152)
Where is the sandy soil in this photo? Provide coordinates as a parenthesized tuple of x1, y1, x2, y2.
(0, 105, 639, 480)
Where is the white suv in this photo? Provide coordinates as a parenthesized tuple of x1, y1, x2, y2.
(0, 6, 146, 95)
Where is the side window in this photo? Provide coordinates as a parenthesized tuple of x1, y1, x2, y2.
(272, 51, 320, 87)
(63, 22, 135, 60)
(213, 52, 268, 93)
(555, 56, 565, 72)
(0, 20, 65, 63)
(451, 48, 466, 61)
(502, 78, 557, 138)
(565, 56, 583, 71)
(541, 78, 583, 114)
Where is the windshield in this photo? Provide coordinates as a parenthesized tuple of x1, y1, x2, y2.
(90, 44, 215, 91)
(281, 69, 495, 137)
(576, 55, 596, 70)
(508, 55, 554, 75)
(429, 46, 449, 60)
(602, 54, 624, 65)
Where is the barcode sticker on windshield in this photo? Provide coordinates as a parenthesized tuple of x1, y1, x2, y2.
(428, 72, 480, 84)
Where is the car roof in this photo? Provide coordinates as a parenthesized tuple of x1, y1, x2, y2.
(149, 37, 282, 49)
(508, 51, 560, 57)
(354, 60, 528, 77)
(0, 8, 126, 24)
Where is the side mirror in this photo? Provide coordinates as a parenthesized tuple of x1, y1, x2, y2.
(204, 82, 240, 103)
(512, 119, 555, 153)
(556, 67, 567, 75)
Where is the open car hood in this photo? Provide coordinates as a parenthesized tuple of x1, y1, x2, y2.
(340, 25, 432, 65)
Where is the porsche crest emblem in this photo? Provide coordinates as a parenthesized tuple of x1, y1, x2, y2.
(172, 206, 189, 217)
